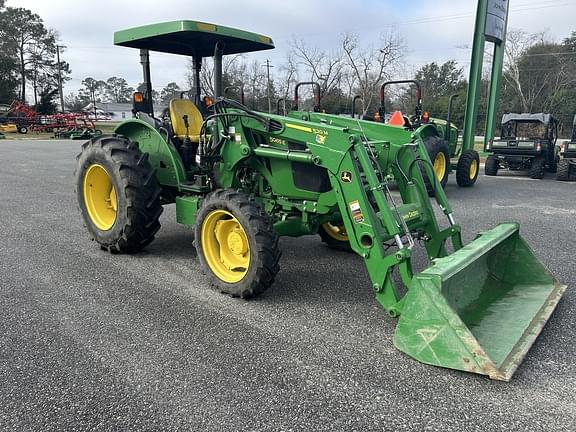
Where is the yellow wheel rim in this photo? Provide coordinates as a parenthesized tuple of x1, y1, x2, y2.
(433, 152, 447, 181)
(322, 222, 348, 242)
(83, 164, 117, 230)
(469, 159, 478, 180)
(201, 209, 250, 283)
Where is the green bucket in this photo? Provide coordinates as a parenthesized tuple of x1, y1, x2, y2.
(394, 223, 566, 381)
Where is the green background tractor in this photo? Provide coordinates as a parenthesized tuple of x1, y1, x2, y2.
(75, 20, 565, 381)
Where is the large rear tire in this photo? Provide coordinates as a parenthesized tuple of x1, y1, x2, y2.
(194, 189, 281, 298)
(556, 159, 571, 181)
(421, 136, 450, 196)
(75, 135, 163, 253)
(456, 149, 480, 187)
(529, 156, 545, 179)
(318, 222, 352, 252)
(485, 155, 499, 176)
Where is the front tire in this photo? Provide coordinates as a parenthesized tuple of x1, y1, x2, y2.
(456, 149, 480, 187)
(485, 155, 499, 176)
(421, 136, 450, 196)
(556, 159, 571, 181)
(75, 135, 163, 253)
(529, 156, 545, 179)
(194, 189, 281, 298)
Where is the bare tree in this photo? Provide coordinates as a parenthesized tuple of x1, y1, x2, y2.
(275, 53, 298, 112)
(290, 38, 344, 98)
(503, 29, 547, 111)
(341, 30, 405, 116)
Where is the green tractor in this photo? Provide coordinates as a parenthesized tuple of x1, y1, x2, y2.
(485, 113, 559, 179)
(289, 80, 478, 194)
(75, 20, 566, 381)
(557, 114, 576, 181)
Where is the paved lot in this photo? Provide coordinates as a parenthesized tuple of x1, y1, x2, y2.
(1, 139, 575, 431)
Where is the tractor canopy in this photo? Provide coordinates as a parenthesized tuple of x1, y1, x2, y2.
(501, 113, 555, 126)
(499, 113, 557, 141)
(114, 20, 274, 57)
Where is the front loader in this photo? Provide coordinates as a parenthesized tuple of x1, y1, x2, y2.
(75, 20, 566, 381)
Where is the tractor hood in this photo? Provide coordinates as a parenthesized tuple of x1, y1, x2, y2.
(114, 20, 274, 57)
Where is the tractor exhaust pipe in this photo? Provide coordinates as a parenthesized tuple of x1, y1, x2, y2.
(214, 41, 225, 98)
(445, 93, 459, 141)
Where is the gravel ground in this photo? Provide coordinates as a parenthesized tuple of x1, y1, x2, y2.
(0, 139, 575, 431)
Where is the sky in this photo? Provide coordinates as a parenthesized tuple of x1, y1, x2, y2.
(5, 0, 576, 97)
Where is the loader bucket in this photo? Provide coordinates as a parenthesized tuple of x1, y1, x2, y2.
(394, 223, 566, 381)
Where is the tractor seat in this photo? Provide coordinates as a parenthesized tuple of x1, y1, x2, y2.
(169, 99, 203, 142)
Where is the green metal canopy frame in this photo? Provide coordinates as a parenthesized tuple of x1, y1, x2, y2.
(113, 20, 275, 57)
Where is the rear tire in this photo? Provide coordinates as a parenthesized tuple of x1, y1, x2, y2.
(485, 155, 499, 176)
(318, 222, 352, 252)
(548, 154, 559, 173)
(421, 136, 450, 196)
(456, 149, 480, 187)
(75, 135, 163, 253)
(18, 126, 28, 134)
(194, 189, 281, 298)
(556, 159, 571, 181)
(529, 156, 545, 179)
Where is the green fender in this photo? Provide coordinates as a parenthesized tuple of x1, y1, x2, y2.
(115, 119, 186, 187)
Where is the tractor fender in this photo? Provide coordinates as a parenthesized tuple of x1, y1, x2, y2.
(413, 123, 441, 142)
(114, 119, 186, 187)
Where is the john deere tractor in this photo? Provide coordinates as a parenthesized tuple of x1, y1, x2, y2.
(557, 114, 576, 181)
(75, 20, 565, 381)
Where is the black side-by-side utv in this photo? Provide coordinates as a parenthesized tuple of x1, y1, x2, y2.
(485, 113, 559, 179)
(557, 114, 576, 181)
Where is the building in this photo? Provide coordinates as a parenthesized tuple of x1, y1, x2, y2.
(83, 102, 134, 121)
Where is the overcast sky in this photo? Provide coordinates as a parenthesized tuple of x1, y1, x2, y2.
(6, 0, 576, 96)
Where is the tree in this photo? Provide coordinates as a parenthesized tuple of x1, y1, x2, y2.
(64, 92, 87, 112)
(0, 7, 68, 102)
(35, 87, 58, 114)
(159, 82, 182, 108)
(80, 77, 107, 109)
(341, 31, 405, 116)
(290, 38, 345, 106)
(105, 76, 133, 103)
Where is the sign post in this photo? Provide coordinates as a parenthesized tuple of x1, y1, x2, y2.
(461, 0, 510, 153)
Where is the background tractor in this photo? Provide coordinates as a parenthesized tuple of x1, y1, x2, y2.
(485, 113, 559, 179)
(75, 20, 565, 381)
(557, 114, 576, 181)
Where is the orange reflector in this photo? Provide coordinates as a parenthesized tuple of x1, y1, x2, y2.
(388, 110, 405, 127)
(133, 92, 144, 103)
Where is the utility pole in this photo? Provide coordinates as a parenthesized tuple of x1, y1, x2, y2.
(262, 59, 274, 113)
(56, 45, 65, 113)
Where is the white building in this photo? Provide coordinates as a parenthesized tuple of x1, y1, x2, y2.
(83, 102, 134, 121)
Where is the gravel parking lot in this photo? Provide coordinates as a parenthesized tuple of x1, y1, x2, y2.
(1, 139, 575, 431)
